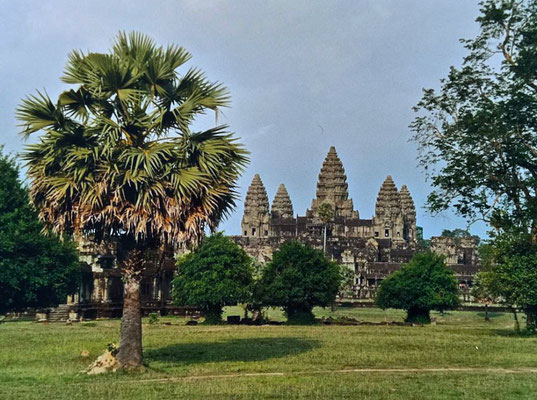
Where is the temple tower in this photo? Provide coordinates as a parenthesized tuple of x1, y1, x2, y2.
(308, 146, 357, 218)
(399, 185, 417, 241)
(271, 184, 294, 219)
(241, 174, 270, 237)
(373, 175, 404, 241)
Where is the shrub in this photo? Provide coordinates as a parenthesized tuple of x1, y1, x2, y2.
(148, 313, 160, 325)
(255, 242, 341, 324)
(172, 233, 253, 324)
(376, 252, 460, 324)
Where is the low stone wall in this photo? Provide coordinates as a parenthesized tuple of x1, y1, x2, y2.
(73, 302, 200, 320)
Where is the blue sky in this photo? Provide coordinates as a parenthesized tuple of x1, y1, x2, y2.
(0, 0, 487, 238)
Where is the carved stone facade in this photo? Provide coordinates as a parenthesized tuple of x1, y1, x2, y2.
(234, 146, 480, 298)
(64, 237, 186, 320)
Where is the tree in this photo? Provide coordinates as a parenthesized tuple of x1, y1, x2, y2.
(411, 0, 537, 242)
(376, 252, 460, 324)
(172, 233, 253, 324)
(17, 32, 248, 368)
(338, 266, 356, 299)
(318, 203, 334, 254)
(0, 147, 80, 314)
(475, 229, 537, 331)
(255, 242, 341, 323)
(441, 229, 481, 245)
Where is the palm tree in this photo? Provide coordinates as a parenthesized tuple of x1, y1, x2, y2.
(17, 32, 248, 369)
(318, 203, 334, 254)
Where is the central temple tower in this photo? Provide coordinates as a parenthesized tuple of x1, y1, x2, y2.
(307, 146, 358, 218)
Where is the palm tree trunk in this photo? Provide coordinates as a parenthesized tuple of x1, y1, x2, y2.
(117, 251, 143, 369)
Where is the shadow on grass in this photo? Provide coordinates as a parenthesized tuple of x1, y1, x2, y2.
(493, 329, 536, 338)
(145, 337, 318, 365)
(475, 312, 503, 319)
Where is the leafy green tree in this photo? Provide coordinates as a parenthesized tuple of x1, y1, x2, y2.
(441, 229, 481, 245)
(338, 266, 356, 298)
(17, 32, 248, 368)
(172, 233, 253, 324)
(0, 147, 79, 314)
(376, 252, 460, 324)
(475, 229, 537, 331)
(417, 226, 431, 250)
(255, 242, 341, 323)
(411, 0, 537, 242)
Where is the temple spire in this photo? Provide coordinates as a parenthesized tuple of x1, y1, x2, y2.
(373, 175, 404, 240)
(375, 175, 401, 218)
(309, 146, 357, 218)
(399, 184, 417, 241)
(241, 174, 270, 237)
(271, 184, 294, 219)
(399, 185, 416, 220)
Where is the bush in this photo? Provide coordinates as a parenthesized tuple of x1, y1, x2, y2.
(172, 233, 253, 324)
(376, 252, 460, 324)
(147, 312, 160, 325)
(255, 242, 341, 324)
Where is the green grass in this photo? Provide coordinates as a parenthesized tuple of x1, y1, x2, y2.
(1, 307, 536, 399)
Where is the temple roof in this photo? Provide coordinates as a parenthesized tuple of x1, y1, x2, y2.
(244, 174, 269, 215)
(271, 183, 294, 219)
(375, 175, 401, 218)
(315, 146, 350, 202)
(310, 146, 356, 217)
(399, 184, 416, 221)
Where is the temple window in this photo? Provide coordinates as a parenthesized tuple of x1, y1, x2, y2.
(374, 231, 379, 237)
(252, 228, 256, 235)
(264, 230, 269, 236)
(384, 229, 389, 237)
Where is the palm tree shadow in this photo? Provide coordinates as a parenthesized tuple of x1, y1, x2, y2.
(145, 337, 318, 365)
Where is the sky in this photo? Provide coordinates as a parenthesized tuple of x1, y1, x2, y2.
(0, 0, 487, 238)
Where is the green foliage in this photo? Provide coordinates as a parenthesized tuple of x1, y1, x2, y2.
(0, 147, 80, 314)
(172, 233, 253, 324)
(317, 203, 334, 224)
(17, 31, 248, 248)
(416, 226, 431, 250)
(475, 229, 537, 331)
(376, 252, 460, 323)
(411, 0, 537, 238)
(255, 242, 341, 323)
(441, 229, 481, 245)
(148, 312, 160, 325)
(338, 266, 355, 298)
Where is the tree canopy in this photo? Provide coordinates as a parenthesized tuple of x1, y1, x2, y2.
(475, 229, 537, 330)
(411, 0, 537, 241)
(376, 252, 460, 323)
(16, 32, 248, 368)
(172, 233, 253, 324)
(0, 147, 80, 314)
(254, 242, 341, 323)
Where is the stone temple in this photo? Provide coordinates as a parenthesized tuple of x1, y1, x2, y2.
(233, 146, 479, 298)
(50, 146, 479, 320)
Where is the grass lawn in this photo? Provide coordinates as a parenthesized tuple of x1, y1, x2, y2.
(1, 307, 537, 399)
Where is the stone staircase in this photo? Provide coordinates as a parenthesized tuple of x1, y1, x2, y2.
(48, 304, 71, 322)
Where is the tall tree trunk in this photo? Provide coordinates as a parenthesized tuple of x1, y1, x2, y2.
(525, 307, 537, 332)
(323, 224, 327, 254)
(117, 251, 144, 369)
